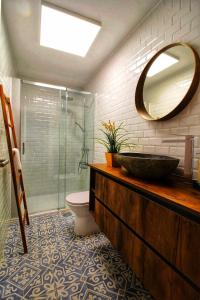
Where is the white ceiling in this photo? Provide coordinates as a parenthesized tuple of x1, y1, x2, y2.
(3, 0, 159, 89)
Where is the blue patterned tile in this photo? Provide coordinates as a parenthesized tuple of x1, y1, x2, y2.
(0, 257, 24, 282)
(0, 211, 153, 300)
(23, 268, 56, 300)
(52, 261, 86, 300)
(0, 277, 24, 299)
(9, 263, 40, 290)
(55, 278, 85, 300)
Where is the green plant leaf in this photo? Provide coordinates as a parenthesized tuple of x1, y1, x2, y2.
(96, 120, 136, 153)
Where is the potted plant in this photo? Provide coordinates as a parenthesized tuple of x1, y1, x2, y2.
(97, 120, 134, 167)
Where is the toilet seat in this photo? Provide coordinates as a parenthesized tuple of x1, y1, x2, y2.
(66, 191, 89, 206)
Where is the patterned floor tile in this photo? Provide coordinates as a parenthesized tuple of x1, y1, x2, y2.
(8, 263, 40, 290)
(0, 211, 154, 300)
(0, 281, 24, 299)
(23, 268, 56, 300)
(0, 256, 23, 282)
(53, 265, 86, 300)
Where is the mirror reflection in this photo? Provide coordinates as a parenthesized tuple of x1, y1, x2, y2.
(143, 45, 196, 120)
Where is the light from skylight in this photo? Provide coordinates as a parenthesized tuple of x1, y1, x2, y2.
(40, 4, 101, 57)
(147, 53, 179, 77)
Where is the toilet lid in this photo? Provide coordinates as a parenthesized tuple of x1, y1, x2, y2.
(66, 191, 89, 205)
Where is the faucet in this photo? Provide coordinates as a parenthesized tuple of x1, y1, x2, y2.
(162, 135, 194, 179)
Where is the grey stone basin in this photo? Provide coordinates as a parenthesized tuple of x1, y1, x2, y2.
(115, 153, 179, 180)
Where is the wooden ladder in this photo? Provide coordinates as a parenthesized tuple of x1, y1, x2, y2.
(0, 84, 29, 253)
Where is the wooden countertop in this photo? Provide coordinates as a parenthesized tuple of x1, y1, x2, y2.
(90, 164, 200, 219)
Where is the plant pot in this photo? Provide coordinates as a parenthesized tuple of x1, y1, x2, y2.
(105, 152, 120, 167)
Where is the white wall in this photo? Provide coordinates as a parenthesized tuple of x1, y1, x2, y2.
(86, 0, 200, 178)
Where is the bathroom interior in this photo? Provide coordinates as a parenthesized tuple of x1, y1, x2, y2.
(0, 0, 200, 299)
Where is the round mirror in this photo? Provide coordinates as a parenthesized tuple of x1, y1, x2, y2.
(135, 43, 200, 121)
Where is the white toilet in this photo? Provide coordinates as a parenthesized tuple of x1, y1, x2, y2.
(65, 191, 99, 235)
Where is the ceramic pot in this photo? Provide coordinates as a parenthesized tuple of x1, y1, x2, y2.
(105, 152, 120, 167)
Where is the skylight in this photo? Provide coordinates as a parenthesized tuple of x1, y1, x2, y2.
(40, 3, 101, 57)
(147, 53, 179, 77)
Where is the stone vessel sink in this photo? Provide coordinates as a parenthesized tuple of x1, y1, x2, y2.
(115, 153, 179, 180)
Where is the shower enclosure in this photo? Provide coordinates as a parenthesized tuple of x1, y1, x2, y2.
(21, 81, 94, 214)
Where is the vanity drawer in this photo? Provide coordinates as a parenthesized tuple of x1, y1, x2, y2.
(94, 197, 104, 232)
(176, 216, 200, 288)
(105, 177, 140, 228)
(143, 240, 200, 300)
(102, 175, 179, 264)
(95, 172, 105, 200)
(94, 198, 144, 280)
(140, 195, 180, 264)
(94, 199, 200, 300)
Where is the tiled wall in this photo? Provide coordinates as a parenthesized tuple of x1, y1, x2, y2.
(86, 0, 200, 178)
(21, 83, 61, 199)
(0, 103, 11, 259)
(0, 3, 16, 258)
(65, 91, 94, 196)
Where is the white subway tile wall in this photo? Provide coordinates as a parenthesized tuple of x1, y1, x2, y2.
(65, 92, 95, 196)
(21, 84, 61, 201)
(86, 0, 200, 178)
(0, 7, 16, 258)
(0, 106, 11, 260)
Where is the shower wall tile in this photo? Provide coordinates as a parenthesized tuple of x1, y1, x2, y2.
(0, 7, 16, 259)
(65, 92, 94, 196)
(21, 84, 61, 201)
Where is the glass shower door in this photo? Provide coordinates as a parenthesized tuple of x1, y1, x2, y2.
(20, 82, 94, 214)
(65, 90, 94, 197)
(21, 82, 64, 214)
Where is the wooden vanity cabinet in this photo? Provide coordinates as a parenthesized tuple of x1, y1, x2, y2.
(89, 164, 200, 300)
(97, 173, 180, 265)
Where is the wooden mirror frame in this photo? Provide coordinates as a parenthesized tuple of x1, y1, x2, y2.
(135, 42, 200, 121)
